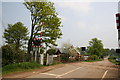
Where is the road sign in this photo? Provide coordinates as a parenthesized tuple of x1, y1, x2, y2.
(32, 38, 42, 47)
(116, 49, 120, 53)
(116, 13, 120, 29)
(81, 47, 86, 51)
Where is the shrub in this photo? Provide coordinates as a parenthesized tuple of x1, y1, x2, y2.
(2, 62, 43, 74)
(87, 55, 99, 61)
(47, 49, 56, 55)
(2, 44, 26, 67)
(108, 56, 120, 65)
(60, 53, 69, 63)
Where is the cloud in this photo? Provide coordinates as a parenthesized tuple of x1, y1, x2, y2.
(56, 2, 92, 14)
(76, 21, 101, 35)
(77, 22, 87, 29)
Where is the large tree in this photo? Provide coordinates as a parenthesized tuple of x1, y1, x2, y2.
(24, 0, 62, 55)
(87, 38, 104, 56)
(3, 22, 29, 65)
(3, 22, 29, 49)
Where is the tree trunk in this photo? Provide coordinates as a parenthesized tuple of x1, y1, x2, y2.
(27, 28, 34, 61)
(27, 16, 34, 61)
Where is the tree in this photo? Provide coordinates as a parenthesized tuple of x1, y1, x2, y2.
(3, 22, 29, 49)
(24, 0, 62, 59)
(61, 41, 78, 57)
(87, 38, 104, 56)
(61, 41, 72, 54)
(109, 49, 117, 57)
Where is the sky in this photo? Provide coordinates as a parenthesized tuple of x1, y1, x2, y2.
(1, 0, 120, 49)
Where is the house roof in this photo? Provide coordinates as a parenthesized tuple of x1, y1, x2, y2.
(46, 48, 62, 55)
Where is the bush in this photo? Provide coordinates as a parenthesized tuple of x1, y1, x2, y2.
(60, 53, 69, 63)
(47, 49, 56, 55)
(2, 62, 43, 74)
(108, 56, 120, 65)
(87, 55, 99, 61)
(79, 56, 84, 61)
(2, 44, 26, 67)
(108, 56, 118, 60)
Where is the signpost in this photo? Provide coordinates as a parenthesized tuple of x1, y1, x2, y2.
(32, 32, 43, 64)
(81, 47, 86, 55)
(116, 1, 120, 52)
(116, 2, 120, 78)
(81, 47, 86, 51)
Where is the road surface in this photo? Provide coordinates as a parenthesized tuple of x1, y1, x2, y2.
(3, 59, 120, 80)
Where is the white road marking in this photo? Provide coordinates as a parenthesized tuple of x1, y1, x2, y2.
(41, 67, 82, 78)
(56, 67, 82, 78)
(101, 70, 108, 80)
(41, 73, 60, 77)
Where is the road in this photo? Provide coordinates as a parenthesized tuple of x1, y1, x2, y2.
(3, 59, 120, 80)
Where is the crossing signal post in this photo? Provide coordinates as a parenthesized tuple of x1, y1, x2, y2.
(32, 38, 42, 47)
(31, 22, 44, 64)
(32, 32, 43, 64)
(116, 13, 120, 29)
(116, 1, 120, 53)
(32, 32, 42, 47)
(116, 2, 120, 78)
(116, 13, 120, 53)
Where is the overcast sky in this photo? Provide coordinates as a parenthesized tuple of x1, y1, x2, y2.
(1, 0, 120, 49)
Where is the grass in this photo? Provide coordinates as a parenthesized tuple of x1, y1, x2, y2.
(2, 62, 43, 75)
(45, 61, 63, 66)
(2, 61, 62, 75)
(0, 67, 1, 76)
(108, 58, 120, 65)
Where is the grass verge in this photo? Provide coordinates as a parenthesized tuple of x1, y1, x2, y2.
(108, 58, 120, 65)
(2, 62, 43, 75)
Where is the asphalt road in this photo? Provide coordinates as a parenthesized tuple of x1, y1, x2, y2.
(3, 59, 120, 80)
(27, 59, 119, 79)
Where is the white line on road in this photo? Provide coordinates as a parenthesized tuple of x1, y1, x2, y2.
(101, 70, 108, 80)
(56, 67, 82, 78)
(41, 73, 60, 77)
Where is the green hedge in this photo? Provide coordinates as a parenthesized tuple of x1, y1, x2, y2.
(108, 58, 120, 65)
(87, 55, 99, 61)
(2, 62, 43, 74)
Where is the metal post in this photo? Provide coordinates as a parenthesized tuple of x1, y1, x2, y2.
(118, 2, 120, 78)
(117, 28, 120, 79)
(35, 48, 37, 62)
(46, 53, 49, 65)
(118, 30, 120, 48)
(118, 1, 120, 13)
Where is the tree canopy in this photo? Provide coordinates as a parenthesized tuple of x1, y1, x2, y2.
(87, 38, 105, 56)
(3, 22, 29, 66)
(24, 0, 62, 54)
(3, 22, 29, 49)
